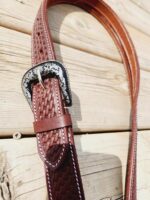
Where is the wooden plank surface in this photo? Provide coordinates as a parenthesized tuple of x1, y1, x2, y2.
(0, 0, 150, 65)
(1, 25, 150, 135)
(1, 25, 129, 135)
(0, 1, 149, 200)
(0, 130, 149, 200)
(0, 0, 149, 36)
(107, 0, 150, 36)
(0, 1, 150, 134)
(0, 4, 150, 135)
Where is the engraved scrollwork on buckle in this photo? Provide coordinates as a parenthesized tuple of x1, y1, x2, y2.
(22, 60, 72, 109)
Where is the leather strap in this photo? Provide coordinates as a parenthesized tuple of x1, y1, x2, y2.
(33, 113, 72, 133)
(29, 0, 140, 200)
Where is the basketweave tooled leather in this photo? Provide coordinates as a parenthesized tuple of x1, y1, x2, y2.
(22, 0, 140, 200)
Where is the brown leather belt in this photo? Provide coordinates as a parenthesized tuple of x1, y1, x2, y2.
(22, 0, 140, 200)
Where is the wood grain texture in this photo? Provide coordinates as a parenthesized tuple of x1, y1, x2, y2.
(0, 1, 149, 200)
(107, 0, 150, 36)
(0, 0, 150, 64)
(0, 1, 150, 135)
(0, 0, 41, 34)
(0, 0, 150, 36)
(0, 130, 149, 200)
(0, 26, 130, 135)
(0, 24, 150, 135)
(130, 0, 150, 14)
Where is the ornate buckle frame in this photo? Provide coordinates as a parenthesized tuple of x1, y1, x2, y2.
(22, 60, 72, 109)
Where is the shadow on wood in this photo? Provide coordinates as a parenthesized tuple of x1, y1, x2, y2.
(0, 137, 123, 200)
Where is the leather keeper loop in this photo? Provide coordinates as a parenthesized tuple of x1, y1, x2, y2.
(33, 113, 72, 133)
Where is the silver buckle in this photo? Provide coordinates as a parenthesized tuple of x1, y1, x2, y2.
(22, 60, 72, 109)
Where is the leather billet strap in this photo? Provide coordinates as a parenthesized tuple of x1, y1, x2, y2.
(29, 0, 140, 200)
(33, 113, 72, 133)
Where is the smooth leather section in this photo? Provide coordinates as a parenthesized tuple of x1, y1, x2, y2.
(33, 113, 72, 133)
(42, 0, 140, 103)
(30, 0, 140, 200)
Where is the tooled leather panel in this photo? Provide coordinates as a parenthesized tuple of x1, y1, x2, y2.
(32, 5, 55, 66)
(31, 2, 85, 199)
(46, 152, 85, 200)
(32, 78, 70, 170)
(32, 78, 85, 199)
(30, 0, 140, 200)
(45, 128, 85, 200)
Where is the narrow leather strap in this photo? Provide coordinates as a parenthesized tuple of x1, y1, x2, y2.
(33, 113, 72, 133)
(30, 0, 140, 200)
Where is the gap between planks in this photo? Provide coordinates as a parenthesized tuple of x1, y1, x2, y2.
(0, 130, 150, 199)
(0, 128, 150, 140)
(0, 1, 149, 63)
(0, 23, 123, 65)
(0, 2, 150, 135)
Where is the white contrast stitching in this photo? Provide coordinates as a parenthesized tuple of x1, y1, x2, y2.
(45, 165, 53, 200)
(99, 3, 139, 199)
(68, 129, 82, 200)
(32, 82, 66, 168)
(32, 80, 66, 200)
(41, 1, 55, 60)
(32, 0, 82, 199)
(100, 3, 138, 199)
(33, 84, 83, 200)
(100, 1, 139, 97)
(33, 88, 53, 200)
(54, 79, 83, 199)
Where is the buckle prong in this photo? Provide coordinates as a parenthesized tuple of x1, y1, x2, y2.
(22, 60, 72, 109)
(37, 69, 45, 89)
